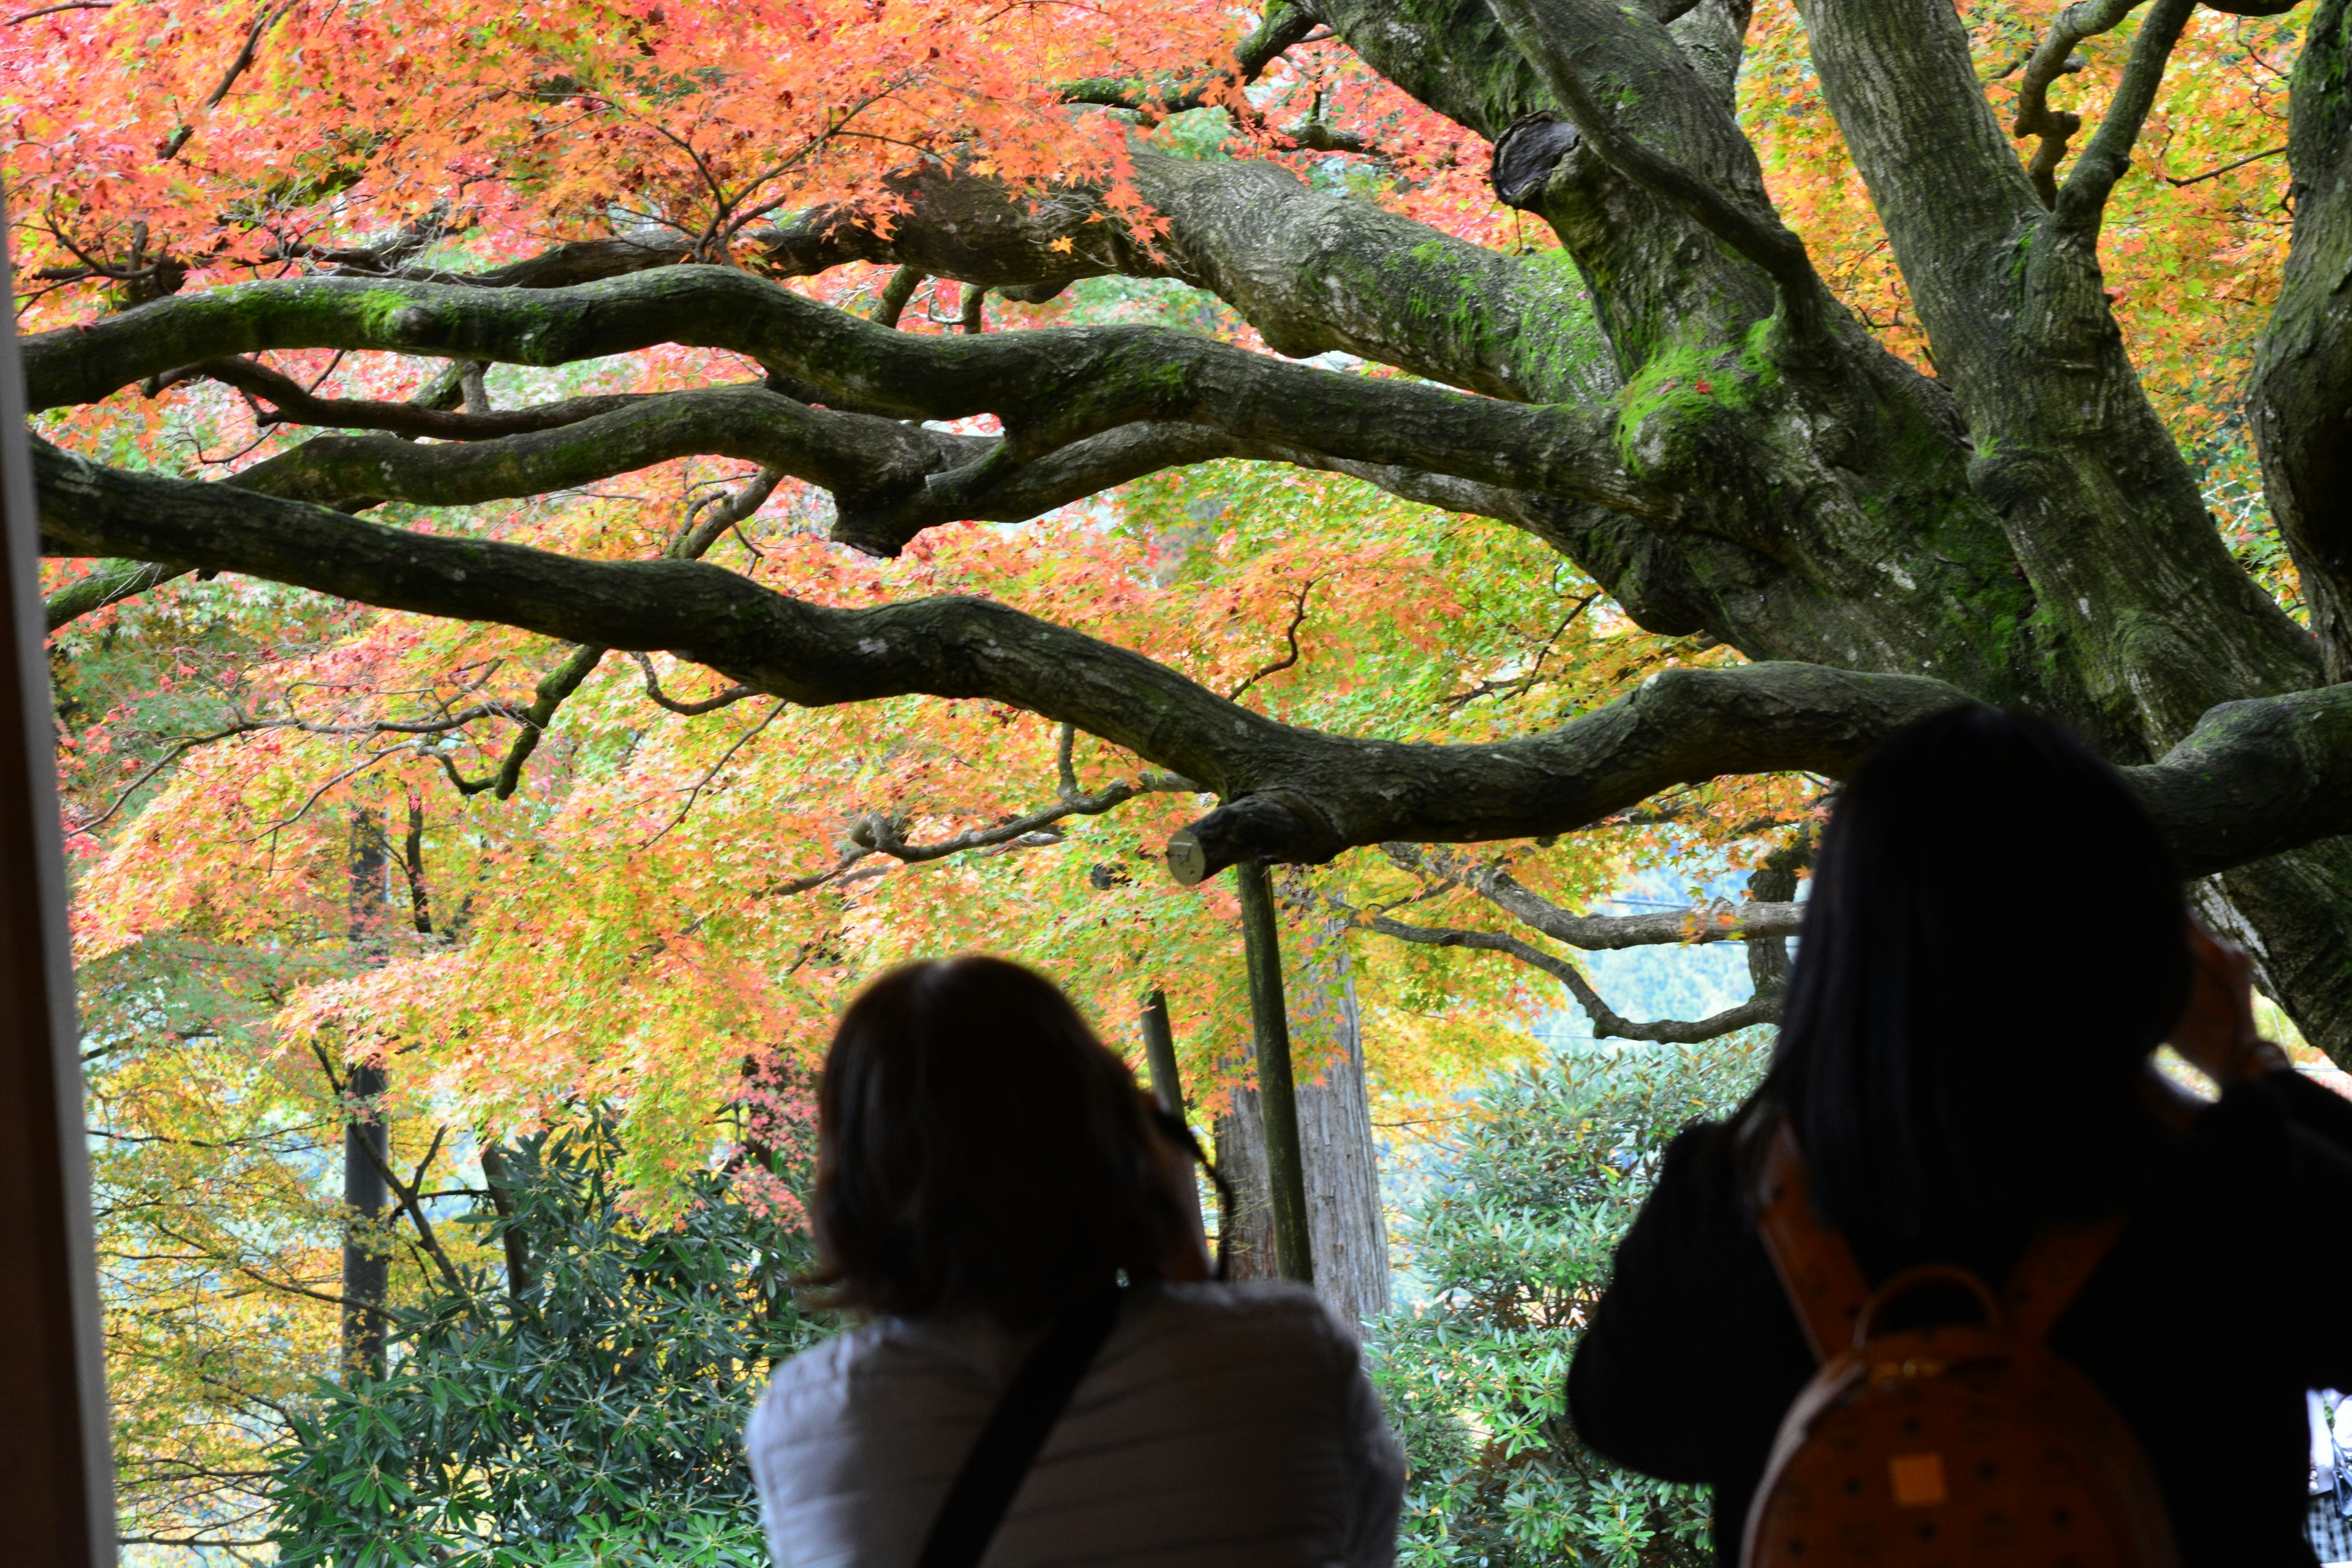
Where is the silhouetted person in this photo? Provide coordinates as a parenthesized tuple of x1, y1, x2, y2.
(747, 956, 1404, 1567)
(1569, 706, 2352, 1566)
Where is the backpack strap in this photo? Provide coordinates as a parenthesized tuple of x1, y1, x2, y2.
(2003, 1214, 2126, 1345)
(916, 1286, 1125, 1568)
(1754, 1120, 1871, 1362)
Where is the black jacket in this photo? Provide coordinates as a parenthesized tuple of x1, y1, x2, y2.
(1567, 1071, 2352, 1566)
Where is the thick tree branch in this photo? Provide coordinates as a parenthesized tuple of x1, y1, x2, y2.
(222, 385, 984, 518)
(29, 271, 1652, 516)
(46, 558, 190, 630)
(2013, 0, 2146, 207)
(869, 265, 923, 326)
(1483, 0, 1834, 342)
(180, 355, 653, 440)
(1380, 841, 1806, 947)
(1799, 0, 2048, 356)
(1336, 899, 1781, 1042)
(216, 383, 1627, 564)
(276, 235, 691, 290)
(757, 150, 1618, 404)
(475, 1142, 533, 1300)
(39, 443, 2352, 885)
(1306, 0, 1550, 141)
(2248, 0, 2352, 680)
(2051, 0, 2195, 231)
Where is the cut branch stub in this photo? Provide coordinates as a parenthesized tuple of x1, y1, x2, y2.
(1166, 790, 1344, 886)
(1491, 112, 1583, 209)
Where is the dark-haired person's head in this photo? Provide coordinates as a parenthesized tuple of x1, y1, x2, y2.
(810, 956, 1204, 1324)
(1763, 705, 2190, 1242)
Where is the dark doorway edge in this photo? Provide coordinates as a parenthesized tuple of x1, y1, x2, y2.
(0, 227, 120, 1566)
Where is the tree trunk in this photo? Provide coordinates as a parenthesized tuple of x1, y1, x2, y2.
(1291, 931, 1390, 1327)
(1213, 1083, 1276, 1284)
(1214, 921, 1390, 1329)
(476, 1141, 532, 1302)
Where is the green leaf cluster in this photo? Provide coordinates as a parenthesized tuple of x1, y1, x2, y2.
(1366, 1037, 1770, 1566)
(264, 1123, 836, 1566)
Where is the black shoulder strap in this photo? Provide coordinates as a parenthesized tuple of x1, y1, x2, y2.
(915, 1287, 1126, 1568)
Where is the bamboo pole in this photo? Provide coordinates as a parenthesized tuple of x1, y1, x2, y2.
(1234, 860, 1313, 1283)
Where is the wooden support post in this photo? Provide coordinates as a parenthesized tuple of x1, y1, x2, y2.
(1234, 860, 1313, 1284)
(341, 1058, 390, 1376)
(1140, 989, 1185, 1118)
(341, 815, 390, 1376)
(0, 239, 120, 1566)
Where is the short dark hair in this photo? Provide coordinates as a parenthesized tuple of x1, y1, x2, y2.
(809, 956, 1197, 1322)
(1758, 706, 2190, 1240)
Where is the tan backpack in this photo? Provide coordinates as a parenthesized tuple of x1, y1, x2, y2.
(1743, 1122, 2179, 1568)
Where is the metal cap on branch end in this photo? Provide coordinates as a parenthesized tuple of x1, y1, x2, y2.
(1165, 788, 1343, 886)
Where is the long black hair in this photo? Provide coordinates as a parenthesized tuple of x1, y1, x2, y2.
(809, 956, 1200, 1323)
(1757, 705, 2191, 1241)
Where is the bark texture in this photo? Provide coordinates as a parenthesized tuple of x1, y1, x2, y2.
(2252, 0, 2352, 679)
(1212, 932, 1389, 1329)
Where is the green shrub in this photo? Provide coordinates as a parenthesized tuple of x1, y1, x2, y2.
(265, 1125, 834, 1566)
(1366, 1037, 1770, 1567)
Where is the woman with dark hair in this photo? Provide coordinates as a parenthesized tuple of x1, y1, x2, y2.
(746, 955, 1404, 1567)
(1568, 705, 2352, 1565)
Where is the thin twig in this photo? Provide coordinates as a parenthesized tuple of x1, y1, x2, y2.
(1227, 579, 1318, 701)
(230, 1262, 377, 1313)
(2160, 143, 2286, 187)
(159, 0, 301, 162)
(628, 651, 758, 715)
(644, 702, 783, 846)
(70, 720, 260, 835)
(1441, 593, 1599, 709)
(354, 1126, 475, 1307)
(751, 764, 1197, 899)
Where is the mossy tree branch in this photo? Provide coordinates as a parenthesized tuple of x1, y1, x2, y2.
(27, 271, 1654, 518)
(37, 439, 2352, 888)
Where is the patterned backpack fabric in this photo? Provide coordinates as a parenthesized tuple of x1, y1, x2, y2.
(1742, 1122, 2179, 1568)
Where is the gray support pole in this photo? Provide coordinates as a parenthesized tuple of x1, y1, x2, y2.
(1234, 860, 1313, 1284)
(0, 229, 120, 1565)
(1140, 989, 1185, 1118)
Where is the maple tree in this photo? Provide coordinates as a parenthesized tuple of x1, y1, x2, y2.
(20, 0, 2352, 1044)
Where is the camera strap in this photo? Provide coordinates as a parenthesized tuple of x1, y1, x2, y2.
(914, 1286, 1126, 1568)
